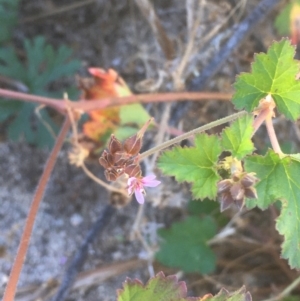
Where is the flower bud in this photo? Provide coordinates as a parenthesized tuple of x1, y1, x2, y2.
(99, 150, 111, 168)
(241, 173, 259, 188)
(245, 187, 258, 199)
(217, 179, 232, 193)
(125, 164, 141, 178)
(230, 183, 245, 201)
(100, 150, 115, 167)
(105, 168, 119, 181)
(219, 191, 235, 212)
(108, 135, 123, 154)
(123, 134, 142, 156)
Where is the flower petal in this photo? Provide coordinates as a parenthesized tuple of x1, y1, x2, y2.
(144, 180, 161, 187)
(142, 174, 156, 182)
(142, 175, 161, 187)
(135, 189, 145, 204)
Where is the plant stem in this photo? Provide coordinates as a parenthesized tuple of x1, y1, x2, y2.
(262, 274, 300, 301)
(140, 111, 247, 160)
(0, 88, 65, 112)
(265, 116, 282, 155)
(0, 88, 232, 114)
(81, 162, 128, 197)
(252, 108, 269, 135)
(2, 118, 70, 301)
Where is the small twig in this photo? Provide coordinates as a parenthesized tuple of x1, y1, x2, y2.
(134, 0, 174, 60)
(174, 0, 204, 89)
(199, 1, 244, 48)
(52, 205, 116, 301)
(81, 163, 128, 197)
(189, 0, 281, 90)
(2, 118, 71, 301)
(262, 274, 300, 301)
(150, 103, 172, 166)
(34, 105, 57, 140)
(20, 0, 96, 23)
(140, 110, 247, 159)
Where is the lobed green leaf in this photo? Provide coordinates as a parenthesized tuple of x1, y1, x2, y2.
(117, 272, 251, 301)
(156, 216, 216, 274)
(221, 114, 255, 159)
(232, 39, 300, 120)
(0, 36, 81, 147)
(245, 150, 300, 268)
(158, 133, 222, 200)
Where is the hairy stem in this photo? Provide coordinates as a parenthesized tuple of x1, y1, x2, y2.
(265, 116, 282, 155)
(2, 118, 70, 301)
(140, 111, 247, 160)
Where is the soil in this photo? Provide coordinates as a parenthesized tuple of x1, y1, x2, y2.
(1, 1, 300, 301)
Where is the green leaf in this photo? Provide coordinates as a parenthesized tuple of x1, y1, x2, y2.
(232, 39, 300, 120)
(117, 272, 198, 301)
(156, 216, 216, 274)
(187, 199, 229, 227)
(187, 199, 220, 216)
(117, 272, 251, 301)
(119, 103, 150, 126)
(221, 114, 255, 159)
(158, 133, 222, 200)
(0, 99, 22, 122)
(275, 1, 300, 36)
(0, 0, 19, 43)
(205, 287, 252, 301)
(274, 2, 294, 35)
(114, 126, 138, 141)
(245, 150, 300, 268)
(0, 36, 81, 147)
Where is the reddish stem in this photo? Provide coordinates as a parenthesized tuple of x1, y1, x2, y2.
(0, 88, 65, 113)
(265, 116, 282, 154)
(0, 88, 232, 114)
(252, 108, 270, 135)
(2, 117, 71, 301)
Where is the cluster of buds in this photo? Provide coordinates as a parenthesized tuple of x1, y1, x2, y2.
(99, 119, 161, 204)
(99, 133, 142, 181)
(217, 172, 259, 212)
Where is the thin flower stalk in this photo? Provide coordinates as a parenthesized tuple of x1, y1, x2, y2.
(140, 111, 247, 160)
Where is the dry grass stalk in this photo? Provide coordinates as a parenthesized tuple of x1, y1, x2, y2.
(134, 0, 175, 60)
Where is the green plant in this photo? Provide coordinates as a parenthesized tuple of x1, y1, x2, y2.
(156, 216, 217, 274)
(0, 0, 19, 43)
(158, 39, 300, 269)
(0, 36, 81, 147)
(4, 38, 300, 301)
(117, 272, 250, 301)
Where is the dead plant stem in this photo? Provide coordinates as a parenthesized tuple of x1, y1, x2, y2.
(2, 117, 71, 301)
(263, 274, 300, 301)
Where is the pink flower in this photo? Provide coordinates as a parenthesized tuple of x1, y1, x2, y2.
(127, 174, 161, 204)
